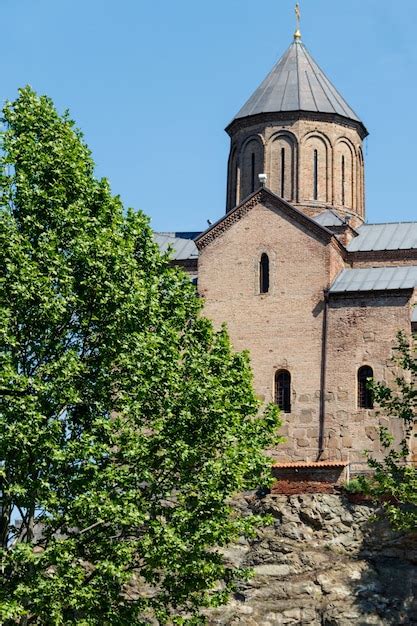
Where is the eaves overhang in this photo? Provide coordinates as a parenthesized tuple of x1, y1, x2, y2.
(225, 110, 368, 140)
(346, 249, 417, 264)
(329, 288, 413, 300)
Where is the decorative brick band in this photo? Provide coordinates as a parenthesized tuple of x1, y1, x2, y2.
(195, 191, 263, 251)
(225, 110, 368, 140)
(195, 188, 340, 252)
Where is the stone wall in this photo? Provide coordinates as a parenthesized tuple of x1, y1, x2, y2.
(208, 494, 417, 626)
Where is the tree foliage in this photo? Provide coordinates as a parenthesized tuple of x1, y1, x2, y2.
(0, 87, 281, 624)
(366, 331, 417, 532)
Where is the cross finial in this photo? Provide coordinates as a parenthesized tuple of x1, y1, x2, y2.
(294, 2, 302, 41)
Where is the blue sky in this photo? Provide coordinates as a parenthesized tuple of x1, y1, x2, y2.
(2, 0, 417, 230)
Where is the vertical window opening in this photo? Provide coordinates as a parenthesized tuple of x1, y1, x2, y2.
(358, 366, 374, 409)
(275, 370, 291, 413)
(281, 147, 285, 198)
(341, 155, 345, 206)
(259, 253, 269, 294)
(234, 159, 239, 207)
(313, 149, 318, 200)
(251, 153, 255, 193)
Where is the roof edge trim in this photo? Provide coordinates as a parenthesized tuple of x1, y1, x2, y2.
(225, 110, 368, 139)
(195, 187, 345, 253)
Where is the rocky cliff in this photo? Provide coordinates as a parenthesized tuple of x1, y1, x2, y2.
(208, 494, 417, 626)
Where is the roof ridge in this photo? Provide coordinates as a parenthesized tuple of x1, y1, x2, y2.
(363, 221, 417, 226)
(304, 46, 356, 119)
(280, 70, 291, 111)
(295, 41, 301, 110)
(237, 45, 292, 119)
(304, 68, 319, 112)
(300, 43, 337, 114)
(325, 208, 343, 218)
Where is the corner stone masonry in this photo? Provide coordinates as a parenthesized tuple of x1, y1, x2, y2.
(207, 494, 417, 626)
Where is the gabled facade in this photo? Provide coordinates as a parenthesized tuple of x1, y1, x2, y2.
(156, 32, 417, 467)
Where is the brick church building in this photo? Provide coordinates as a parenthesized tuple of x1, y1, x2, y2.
(155, 30, 417, 467)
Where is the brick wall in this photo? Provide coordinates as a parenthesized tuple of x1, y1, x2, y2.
(324, 292, 411, 463)
(226, 116, 365, 222)
(198, 194, 411, 464)
(199, 196, 338, 462)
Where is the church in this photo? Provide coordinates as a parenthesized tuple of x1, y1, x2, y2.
(155, 25, 417, 469)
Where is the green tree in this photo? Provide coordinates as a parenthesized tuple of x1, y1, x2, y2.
(0, 87, 281, 624)
(366, 331, 417, 532)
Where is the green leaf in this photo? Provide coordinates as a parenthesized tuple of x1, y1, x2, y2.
(0, 87, 282, 623)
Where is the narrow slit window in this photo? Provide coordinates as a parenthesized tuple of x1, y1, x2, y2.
(341, 155, 345, 206)
(259, 253, 269, 294)
(251, 153, 255, 193)
(313, 149, 318, 200)
(275, 370, 291, 413)
(358, 366, 374, 409)
(281, 147, 285, 198)
(235, 161, 239, 206)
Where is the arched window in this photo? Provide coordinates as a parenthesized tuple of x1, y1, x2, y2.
(271, 134, 295, 201)
(358, 147, 364, 216)
(313, 149, 318, 200)
(227, 147, 239, 212)
(240, 139, 263, 201)
(336, 141, 354, 208)
(259, 253, 269, 294)
(275, 370, 291, 413)
(358, 366, 374, 409)
(251, 152, 256, 193)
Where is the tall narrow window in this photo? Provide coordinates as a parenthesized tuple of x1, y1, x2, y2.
(313, 149, 318, 200)
(234, 161, 239, 206)
(259, 253, 269, 294)
(341, 155, 345, 206)
(251, 153, 255, 193)
(358, 366, 374, 409)
(275, 370, 291, 413)
(281, 147, 285, 198)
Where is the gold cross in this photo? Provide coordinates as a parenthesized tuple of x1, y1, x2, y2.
(294, 2, 302, 41)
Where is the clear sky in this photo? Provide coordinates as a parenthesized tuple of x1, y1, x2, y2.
(2, 0, 417, 231)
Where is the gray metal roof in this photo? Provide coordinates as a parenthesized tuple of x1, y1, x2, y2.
(347, 222, 417, 252)
(154, 232, 199, 261)
(234, 40, 363, 125)
(330, 266, 417, 293)
(314, 210, 344, 227)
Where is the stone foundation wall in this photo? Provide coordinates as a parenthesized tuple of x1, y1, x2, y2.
(208, 494, 417, 626)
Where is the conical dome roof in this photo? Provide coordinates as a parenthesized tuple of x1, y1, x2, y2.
(234, 39, 365, 130)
